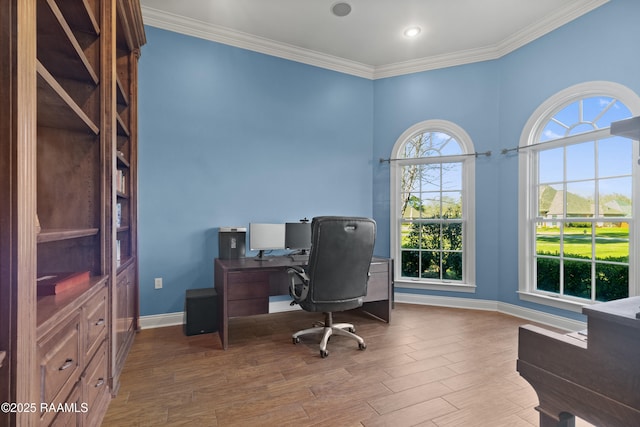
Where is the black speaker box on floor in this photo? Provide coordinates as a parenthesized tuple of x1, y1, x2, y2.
(184, 288, 218, 336)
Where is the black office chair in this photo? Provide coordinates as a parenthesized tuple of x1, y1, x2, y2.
(288, 216, 376, 358)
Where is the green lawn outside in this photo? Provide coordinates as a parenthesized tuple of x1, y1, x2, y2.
(536, 226, 629, 261)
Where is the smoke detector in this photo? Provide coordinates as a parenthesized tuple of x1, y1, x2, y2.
(331, 2, 352, 17)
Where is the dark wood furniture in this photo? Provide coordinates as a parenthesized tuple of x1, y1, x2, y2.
(517, 296, 640, 427)
(214, 256, 393, 350)
(0, 0, 145, 425)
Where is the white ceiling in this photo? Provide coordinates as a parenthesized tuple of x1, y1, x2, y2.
(139, 0, 609, 79)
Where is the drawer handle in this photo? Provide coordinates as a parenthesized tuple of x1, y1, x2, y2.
(95, 378, 105, 388)
(59, 359, 74, 371)
(95, 318, 105, 326)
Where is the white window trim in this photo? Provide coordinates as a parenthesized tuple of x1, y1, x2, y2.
(518, 81, 640, 312)
(390, 119, 476, 292)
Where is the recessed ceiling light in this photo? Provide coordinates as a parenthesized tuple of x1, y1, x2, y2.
(403, 26, 421, 38)
(331, 2, 352, 17)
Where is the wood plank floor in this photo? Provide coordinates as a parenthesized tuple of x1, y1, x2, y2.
(102, 303, 594, 426)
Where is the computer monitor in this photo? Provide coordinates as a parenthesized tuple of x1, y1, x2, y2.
(249, 223, 285, 260)
(285, 222, 312, 254)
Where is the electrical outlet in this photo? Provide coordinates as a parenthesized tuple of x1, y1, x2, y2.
(154, 277, 163, 289)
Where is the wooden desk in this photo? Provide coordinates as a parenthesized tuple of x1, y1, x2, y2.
(517, 296, 640, 426)
(214, 256, 392, 350)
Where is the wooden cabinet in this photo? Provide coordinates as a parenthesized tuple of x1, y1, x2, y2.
(37, 311, 82, 426)
(112, 262, 136, 391)
(0, 0, 145, 425)
(82, 340, 109, 426)
(37, 284, 108, 426)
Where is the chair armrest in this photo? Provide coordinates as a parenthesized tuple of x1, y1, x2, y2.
(287, 266, 309, 303)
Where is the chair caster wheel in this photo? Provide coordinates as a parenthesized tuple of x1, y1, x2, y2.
(293, 337, 300, 344)
(320, 350, 329, 358)
(359, 342, 367, 351)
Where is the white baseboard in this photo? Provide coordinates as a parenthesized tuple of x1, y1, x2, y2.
(139, 312, 185, 329)
(395, 292, 586, 331)
(139, 300, 302, 330)
(140, 293, 586, 332)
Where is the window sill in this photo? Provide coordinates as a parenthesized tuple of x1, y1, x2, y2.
(517, 291, 591, 313)
(396, 279, 476, 293)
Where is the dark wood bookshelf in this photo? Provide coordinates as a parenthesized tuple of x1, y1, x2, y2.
(1, 0, 145, 424)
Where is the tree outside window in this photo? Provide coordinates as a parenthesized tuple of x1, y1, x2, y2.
(391, 121, 475, 290)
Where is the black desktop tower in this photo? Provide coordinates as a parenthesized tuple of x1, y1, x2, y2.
(218, 227, 246, 259)
(184, 288, 218, 336)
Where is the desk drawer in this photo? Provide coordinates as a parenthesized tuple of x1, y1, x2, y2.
(228, 298, 269, 317)
(227, 276, 269, 300)
(369, 260, 389, 274)
(228, 271, 270, 285)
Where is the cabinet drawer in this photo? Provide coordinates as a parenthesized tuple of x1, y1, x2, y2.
(228, 298, 269, 317)
(85, 287, 107, 359)
(49, 382, 82, 427)
(38, 311, 81, 412)
(83, 340, 108, 417)
(227, 281, 269, 301)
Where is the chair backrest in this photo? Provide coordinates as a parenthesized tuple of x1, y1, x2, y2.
(302, 216, 376, 312)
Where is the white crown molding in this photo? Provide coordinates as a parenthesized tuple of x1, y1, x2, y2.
(141, 6, 375, 79)
(142, 0, 608, 80)
(495, 0, 610, 57)
(372, 45, 500, 80)
(374, 0, 610, 79)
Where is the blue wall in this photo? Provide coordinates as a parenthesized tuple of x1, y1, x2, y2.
(373, 0, 640, 321)
(373, 61, 501, 303)
(138, 28, 373, 315)
(138, 0, 640, 318)
(496, 0, 640, 316)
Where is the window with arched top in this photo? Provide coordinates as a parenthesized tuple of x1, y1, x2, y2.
(518, 82, 640, 312)
(390, 120, 476, 292)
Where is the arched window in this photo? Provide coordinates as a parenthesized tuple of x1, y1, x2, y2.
(518, 82, 640, 311)
(390, 120, 476, 292)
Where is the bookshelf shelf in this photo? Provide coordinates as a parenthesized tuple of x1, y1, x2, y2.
(36, 61, 99, 134)
(37, 228, 100, 243)
(37, 0, 99, 85)
(117, 151, 130, 168)
(55, 0, 101, 36)
(116, 113, 130, 136)
(116, 76, 130, 107)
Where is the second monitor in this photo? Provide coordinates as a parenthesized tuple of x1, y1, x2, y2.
(285, 222, 312, 260)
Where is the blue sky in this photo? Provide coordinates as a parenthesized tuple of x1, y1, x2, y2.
(538, 97, 633, 202)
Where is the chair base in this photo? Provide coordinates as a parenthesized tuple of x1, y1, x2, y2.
(292, 312, 366, 358)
